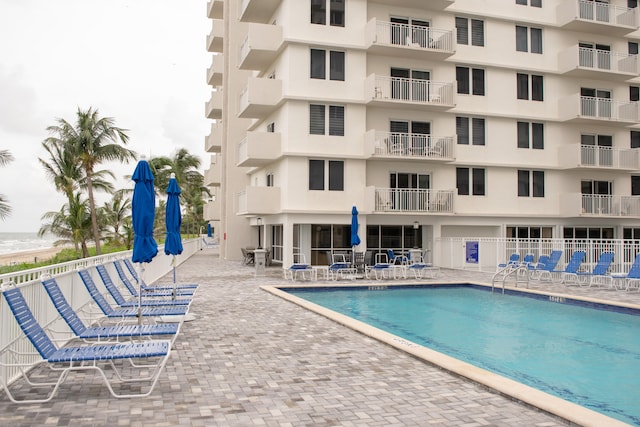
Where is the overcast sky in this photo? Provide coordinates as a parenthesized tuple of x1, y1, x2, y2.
(0, 0, 211, 232)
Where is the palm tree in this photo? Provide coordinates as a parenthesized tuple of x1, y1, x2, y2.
(44, 107, 136, 254)
(0, 150, 14, 219)
(38, 194, 93, 257)
(101, 189, 132, 246)
(149, 148, 210, 232)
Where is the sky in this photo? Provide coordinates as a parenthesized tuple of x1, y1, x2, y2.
(0, 0, 211, 232)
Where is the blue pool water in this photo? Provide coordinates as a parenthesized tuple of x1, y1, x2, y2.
(286, 285, 640, 426)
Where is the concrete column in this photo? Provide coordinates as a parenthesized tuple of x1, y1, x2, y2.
(254, 249, 267, 276)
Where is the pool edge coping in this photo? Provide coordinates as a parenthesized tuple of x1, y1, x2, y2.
(261, 281, 634, 427)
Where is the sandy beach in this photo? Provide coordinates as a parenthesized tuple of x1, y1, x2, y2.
(0, 246, 67, 266)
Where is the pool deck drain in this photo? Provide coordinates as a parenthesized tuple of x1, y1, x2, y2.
(1, 247, 638, 426)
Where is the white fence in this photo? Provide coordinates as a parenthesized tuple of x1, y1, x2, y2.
(0, 238, 201, 391)
(437, 237, 640, 274)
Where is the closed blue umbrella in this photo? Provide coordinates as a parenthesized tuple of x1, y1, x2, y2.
(207, 223, 212, 237)
(350, 206, 361, 247)
(132, 159, 158, 320)
(164, 173, 182, 298)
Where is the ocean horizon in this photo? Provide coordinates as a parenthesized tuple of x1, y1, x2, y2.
(0, 232, 58, 255)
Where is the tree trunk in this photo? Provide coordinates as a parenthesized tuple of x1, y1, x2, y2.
(85, 171, 102, 255)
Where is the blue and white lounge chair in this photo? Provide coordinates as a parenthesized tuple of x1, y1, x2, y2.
(328, 254, 354, 280)
(284, 253, 314, 280)
(497, 253, 520, 270)
(530, 250, 563, 281)
(112, 260, 195, 297)
(41, 278, 180, 343)
(367, 253, 393, 280)
(539, 251, 585, 283)
(95, 265, 192, 307)
(563, 251, 614, 287)
(611, 253, 640, 291)
(0, 283, 171, 402)
(78, 270, 189, 319)
(123, 259, 198, 290)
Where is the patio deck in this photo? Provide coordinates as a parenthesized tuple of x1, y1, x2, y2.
(2, 247, 639, 426)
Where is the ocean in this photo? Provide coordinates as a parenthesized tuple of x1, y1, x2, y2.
(0, 232, 58, 255)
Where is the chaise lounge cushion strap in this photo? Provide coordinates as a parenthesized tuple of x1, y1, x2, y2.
(48, 341, 169, 363)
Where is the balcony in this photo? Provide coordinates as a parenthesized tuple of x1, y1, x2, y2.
(236, 132, 282, 167)
(204, 198, 221, 221)
(558, 144, 640, 170)
(366, 74, 455, 110)
(559, 46, 638, 80)
(238, 77, 283, 119)
(557, 0, 638, 35)
(239, 0, 281, 23)
(559, 94, 639, 124)
(365, 19, 454, 60)
(205, 90, 223, 120)
(238, 23, 283, 70)
(370, 188, 454, 214)
(378, 0, 454, 10)
(561, 193, 640, 217)
(204, 160, 221, 187)
(207, 0, 223, 19)
(237, 186, 281, 215)
(367, 131, 455, 161)
(206, 19, 224, 53)
(205, 123, 223, 153)
(207, 55, 224, 86)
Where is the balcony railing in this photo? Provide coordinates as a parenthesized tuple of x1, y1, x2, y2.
(580, 145, 640, 169)
(582, 194, 640, 217)
(580, 96, 639, 122)
(578, 47, 638, 75)
(369, 75, 454, 107)
(375, 188, 453, 213)
(369, 20, 454, 54)
(373, 132, 454, 160)
(577, 0, 637, 27)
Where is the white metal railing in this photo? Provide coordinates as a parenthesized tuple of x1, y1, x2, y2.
(238, 86, 249, 114)
(581, 194, 640, 216)
(237, 190, 247, 213)
(580, 145, 640, 169)
(372, 75, 454, 106)
(0, 239, 200, 391)
(374, 21, 454, 53)
(239, 36, 249, 65)
(375, 188, 454, 213)
(237, 136, 248, 164)
(578, 47, 638, 74)
(437, 237, 640, 273)
(373, 132, 454, 160)
(580, 96, 639, 122)
(577, 0, 638, 27)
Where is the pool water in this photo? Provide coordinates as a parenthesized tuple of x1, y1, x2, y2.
(287, 285, 640, 426)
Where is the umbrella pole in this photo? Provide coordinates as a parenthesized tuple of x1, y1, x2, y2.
(172, 255, 177, 300)
(137, 263, 143, 325)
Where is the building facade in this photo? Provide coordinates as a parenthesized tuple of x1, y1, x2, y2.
(204, 0, 640, 267)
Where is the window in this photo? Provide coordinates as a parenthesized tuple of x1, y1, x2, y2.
(456, 116, 485, 145)
(632, 130, 640, 148)
(309, 104, 344, 136)
(629, 41, 639, 55)
(456, 66, 485, 95)
(516, 26, 542, 53)
(266, 173, 274, 187)
(455, 17, 484, 46)
(631, 86, 640, 102)
(517, 73, 543, 101)
(456, 167, 485, 196)
(516, 0, 542, 7)
(518, 170, 545, 197)
(267, 122, 275, 133)
(310, 49, 344, 81)
(308, 159, 344, 191)
(311, 0, 344, 27)
(517, 122, 544, 149)
(633, 176, 640, 195)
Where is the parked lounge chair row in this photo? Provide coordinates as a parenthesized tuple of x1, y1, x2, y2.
(0, 258, 198, 403)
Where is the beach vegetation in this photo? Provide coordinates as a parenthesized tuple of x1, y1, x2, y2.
(0, 150, 14, 219)
(42, 107, 136, 255)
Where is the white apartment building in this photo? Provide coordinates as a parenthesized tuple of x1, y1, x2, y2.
(204, 0, 640, 268)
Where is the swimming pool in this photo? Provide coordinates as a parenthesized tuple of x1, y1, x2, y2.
(272, 284, 640, 426)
